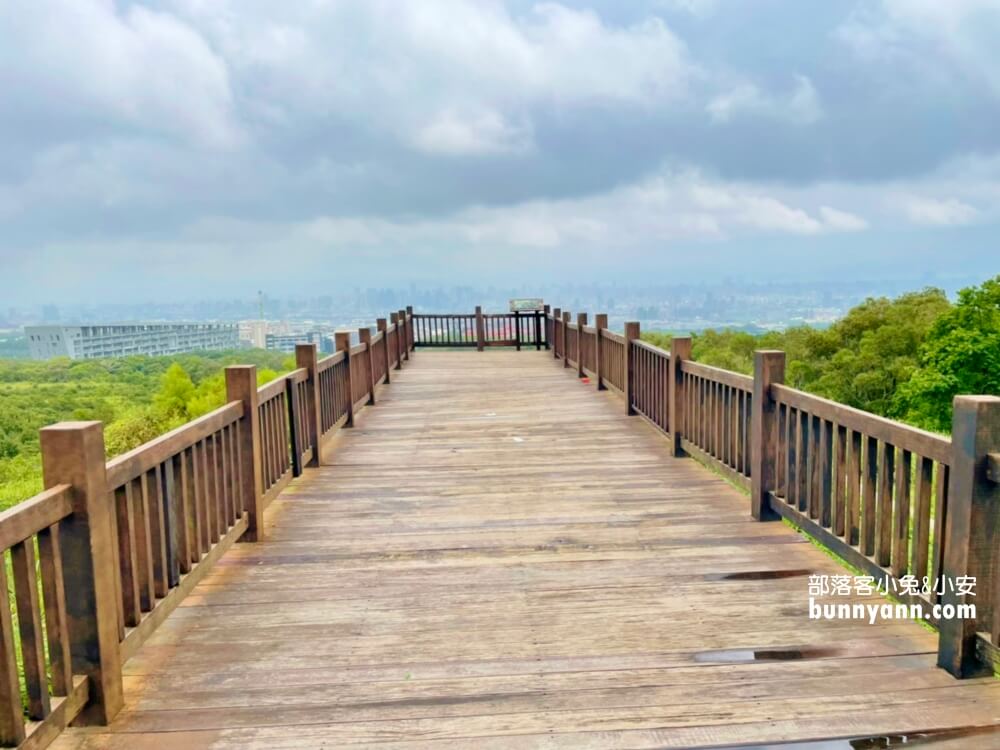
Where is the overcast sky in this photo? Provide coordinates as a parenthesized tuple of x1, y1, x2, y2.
(1, 0, 998, 304)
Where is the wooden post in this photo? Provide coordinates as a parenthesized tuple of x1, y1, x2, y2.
(38, 422, 123, 724)
(750, 350, 786, 521)
(475, 306, 485, 352)
(534, 310, 542, 350)
(514, 311, 522, 351)
(295, 343, 322, 467)
(576, 313, 587, 378)
(336, 332, 355, 426)
(389, 313, 402, 370)
(398, 310, 409, 361)
(359, 327, 376, 406)
(542, 305, 550, 351)
(377, 319, 391, 384)
(225, 365, 264, 541)
(669, 337, 692, 457)
(624, 321, 640, 415)
(552, 308, 561, 359)
(594, 314, 607, 390)
(562, 312, 571, 368)
(406, 306, 414, 353)
(938, 395, 1000, 677)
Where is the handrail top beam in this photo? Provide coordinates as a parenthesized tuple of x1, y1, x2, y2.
(0, 484, 73, 552)
(105, 401, 244, 489)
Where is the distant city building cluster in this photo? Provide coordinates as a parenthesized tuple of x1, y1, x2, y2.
(237, 320, 335, 353)
(25, 323, 238, 360)
(4, 276, 982, 361)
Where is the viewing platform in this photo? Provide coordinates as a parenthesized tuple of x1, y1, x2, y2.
(3, 309, 1000, 749)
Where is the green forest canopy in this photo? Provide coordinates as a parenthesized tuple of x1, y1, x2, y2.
(1, 273, 998, 511)
(0, 350, 292, 509)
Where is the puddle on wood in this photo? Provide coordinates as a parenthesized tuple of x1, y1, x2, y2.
(710, 723, 1000, 748)
(705, 569, 813, 581)
(693, 647, 842, 664)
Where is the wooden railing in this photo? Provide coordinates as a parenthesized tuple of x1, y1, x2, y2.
(0, 484, 88, 748)
(0, 310, 415, 749)
(412, 307, 548, 351)
(549, 308, 1000, 680)
(680, 359, 754, 486)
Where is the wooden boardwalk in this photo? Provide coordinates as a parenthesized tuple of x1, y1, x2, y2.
(56, 351, 1000, 749)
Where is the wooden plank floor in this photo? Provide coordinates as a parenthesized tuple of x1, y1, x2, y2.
(57, 351, 1000, 749)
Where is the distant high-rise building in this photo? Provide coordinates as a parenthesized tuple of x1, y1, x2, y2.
(238, 320, 268, 349)
(265, 331, 333, 353)
(24, 323, 238, 360)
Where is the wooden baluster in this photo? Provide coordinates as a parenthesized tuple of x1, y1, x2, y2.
(161, 457, 180, 587)
(131, 476, 155, 608)
(875, 440, 894, 566)
(38, 524, 73, 696)
(359, 327, 376, 406)
(0, 557, 24, 744)
(833, 425, 848, 537)
(819, 419, 833, 528)
(938, 395, 1000, 676)
(39, 421, 123, 723)
(624, 321, 640, 416)
(911, 456, 934, 582)
(225, 365, 264, 542)
(286, 376, 304, 477)
(390, 314, 402, 370)
(561, 312, 571, 368)
(146, 465, 169, 597)
(172, 450, 191, 575)
(296, 343, 322, 467)
(892, 448, 913, 577)
(594, 314, 607, 390)
(848, 430, 862, 546)
(398, 310, 408, 361)
(377, 319, 391, 385)
(750, 350, 785, 521)
(576, 313, 587, 378)
(11, 539, 49, 718)
(542, 305, 550, 350)
(189, 444, 207, 557)
(336, 332, 355, 426)
(475, 306, 485, 352)
(552, 308, 561, 359)
(406, 306, 415, 352)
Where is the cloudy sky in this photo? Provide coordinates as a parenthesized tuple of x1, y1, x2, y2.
(1, 0, 998, 304)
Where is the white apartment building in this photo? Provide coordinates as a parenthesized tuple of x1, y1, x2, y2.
(25, 323, 239, 360)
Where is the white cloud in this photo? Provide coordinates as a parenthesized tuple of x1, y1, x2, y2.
(0, 0, 241, 147)
(896, 196, 978, 226)
(178, 169, 870, 254)
(654, 0, 718, 18)
(159, 1, 691, 155)
(819, 206, 869, 231)
(837, 1, 1000, 96)
(707, 75, 821, 125)
(412, 108, 533, 156)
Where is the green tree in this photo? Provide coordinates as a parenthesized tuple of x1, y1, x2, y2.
(154, 364, 196, 420)
(898, 275, 1000, 431)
